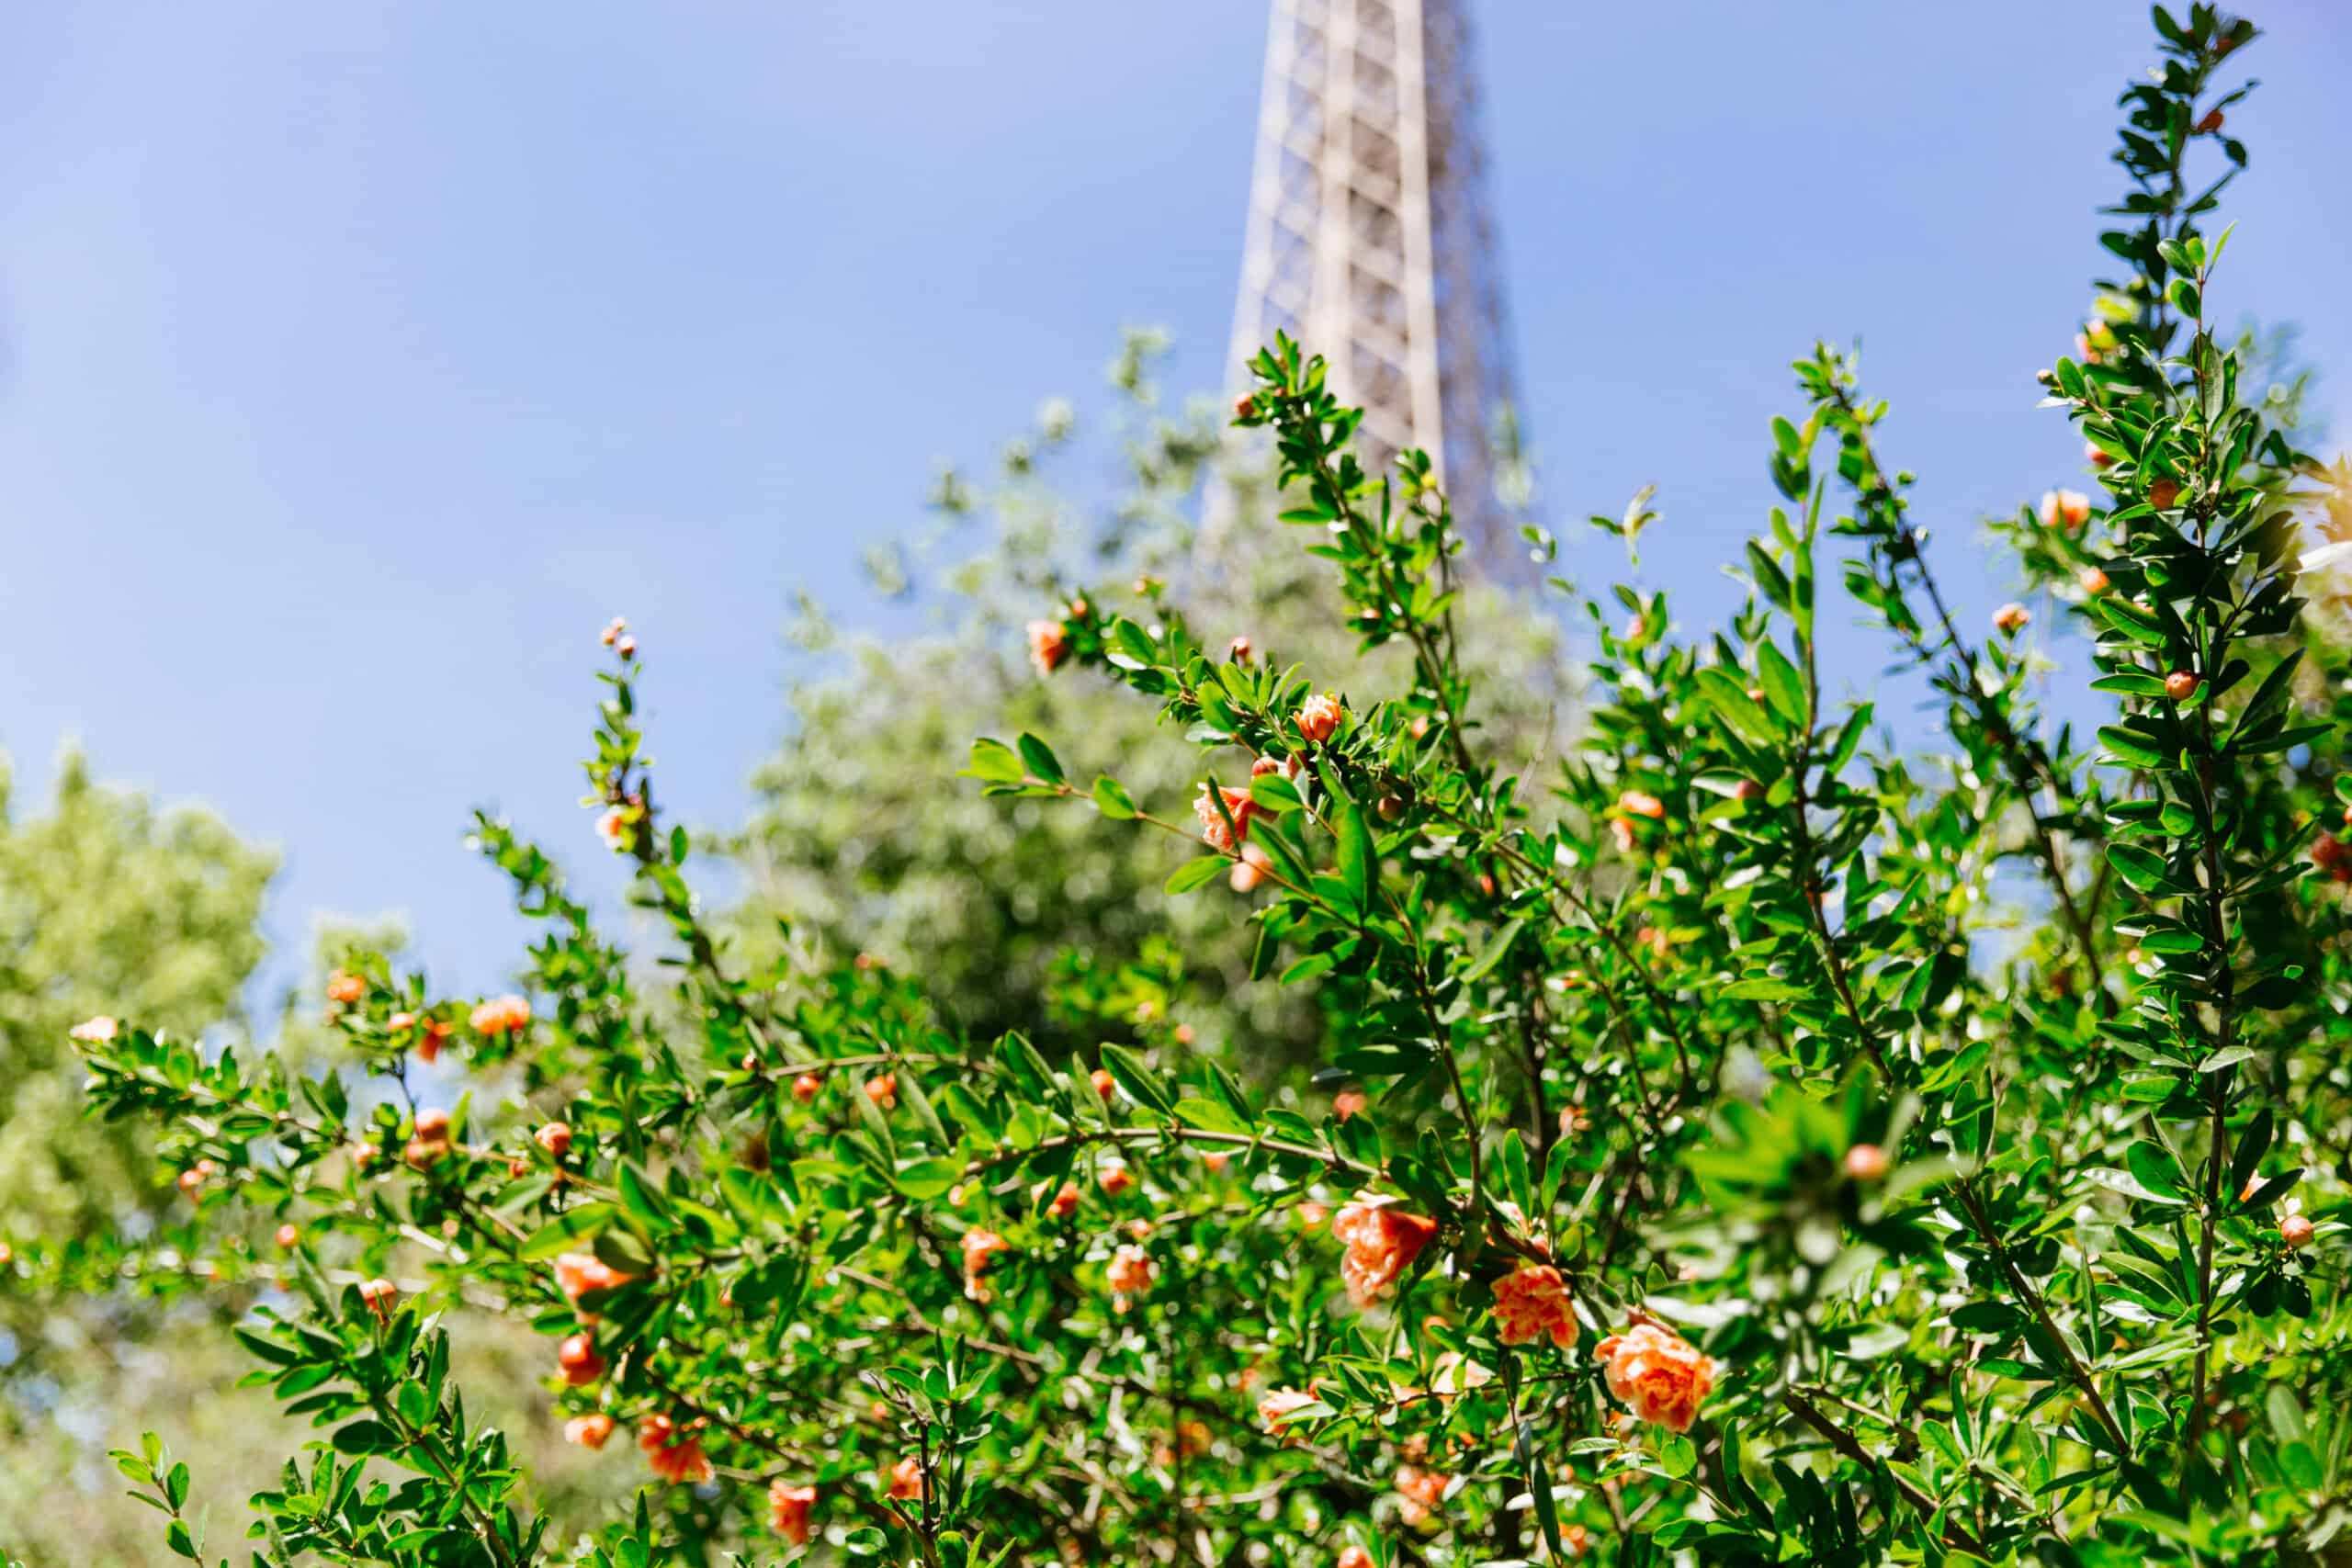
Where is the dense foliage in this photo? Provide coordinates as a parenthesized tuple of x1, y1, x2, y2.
(34, 9, 2352, 1566)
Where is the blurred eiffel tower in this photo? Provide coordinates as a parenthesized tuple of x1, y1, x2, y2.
(1216, 0, 1535, 578)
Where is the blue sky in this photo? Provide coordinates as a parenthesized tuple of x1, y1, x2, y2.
(4, 1, 2347, 1006)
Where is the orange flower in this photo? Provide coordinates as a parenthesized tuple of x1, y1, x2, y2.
(1594, 1323, 1719, 1433)
(769, 1480, 817, 1543)
(1617, 789, 1666, 820)
(2037, 489, 2091, 530)
(1193, 783, 1257, 853)
(1331, 1198, 1439, 1307)
(557, 1332, 605, 1387)
(1257, 1385, 1317, 1438)
(536, 1122, 572, 1158)
(1395, 1463, 1449, 1526)
(1338, 1548, 1374, 1568)
(1332, 1089, 1369, 1122)
(1843, 1144, 1888, 1180)
(70, 1015, 119, 1044)
(556, 1252, 637, 1313)
(1107, 1244, 1158, 1302)
(1046, 1179, 1081, 1219)
(1203, 1150, 1231, 1175)
(566, 1413, 616, 1450)
(470, 994, 531, 1037)
(961, 1227, 1010, 1303)
(2315, 834, 2352, 885)
(887, 1454, 924, 1501)
(639, 1416, 714, 1485)
(1099, 1160, 1136, 1197)
(1027, 619, 1070, 675)
(1296, 692, 1343, 743)
(594, 805, 631, 852)
(1491, 1264, 1578, 1349)
(1563, 1524, 1590, 1558)
(416, 1018, 451, 1063)
(1991, 603, 2030, 635)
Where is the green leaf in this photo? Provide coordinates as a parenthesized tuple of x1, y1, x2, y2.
(1461, 917, 1529, 984)
(2126, 1139, 2188, 1201)
(959, 738, 1025, 784)
(1172, 1098, 1250, 1136)
(518, 1202, 617, 1261)
(331, 1421, 401, 1456)
(1016, 733, 1064, 786)
(2098, 726, 2170, 771)
(1090, 776, 1137, 819)
(1165, 857, 1227, 896)
(1099, 1043, 1174, 1115)
(1756, 639, 1806, 726)
(890, 1156, 963, 1200)
(1247, 772, 1303, 814)
(2105, 843, 2173, 893)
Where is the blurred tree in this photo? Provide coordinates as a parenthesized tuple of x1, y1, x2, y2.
(0, 748, 274, 1561)
(728, 331, 1572, 1070)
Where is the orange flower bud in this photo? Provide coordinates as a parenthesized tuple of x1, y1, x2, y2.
(2148, 478, 2180, 510)
(558, 1332, 605, 1386)
(865, 1073, 899, 1111)
(536, 1122, 572, 1157)
(1099, 1160, 1135, 1197)
(358, 1277, 398, 1318)
(793, 1072, 822, 1103)
(1027, 619, 1070, 675)
(1047, 1179, 1081, 1219)
(887, 1455, 924, 1501)
(2195, 107, 2224, 134)
(768, 1480, 818, 1544)
(1091, 1067, 1117, 1101)
(326, 970, 366, 1006)
(1332, 1089, 1368, 1122)
(2165, 671, 2201, 702)
(2078, 567, 2110, 596)
(275, 1223, 300, 1247)
(1844, 1143, 1888, 1180)
(1338, 1548, 1374, 1568)
(2037, 489, 2091, 530)
(2283, 1213, 2315, 1248)
(1227, 635, 1253, 663)
(566, 1413, 616, 1449)
(1992, 603, 2030, 634)
(1295, 693, 1343, 744)
(470, 994, 531, 1037)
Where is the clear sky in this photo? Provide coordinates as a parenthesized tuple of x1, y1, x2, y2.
(5, 1, 2347, 1006)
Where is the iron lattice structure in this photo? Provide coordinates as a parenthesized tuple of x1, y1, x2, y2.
(1223, 0, 1533, 574)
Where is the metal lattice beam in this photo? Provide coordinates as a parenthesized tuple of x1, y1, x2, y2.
(1221, 0, 1533, 576)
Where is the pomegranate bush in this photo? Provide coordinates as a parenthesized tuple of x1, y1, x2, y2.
(54, 8, 2352, 1566)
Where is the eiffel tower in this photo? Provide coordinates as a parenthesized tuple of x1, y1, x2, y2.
(1221, 0, 1533, 574)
